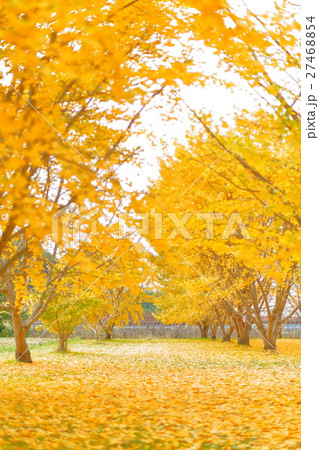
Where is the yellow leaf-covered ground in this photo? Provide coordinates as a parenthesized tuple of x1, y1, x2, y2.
(0, 339, 300, 449)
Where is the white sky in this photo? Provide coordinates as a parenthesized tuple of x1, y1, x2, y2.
(117, 0, 290, 192)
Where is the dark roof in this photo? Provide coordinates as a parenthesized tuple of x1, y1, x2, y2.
(125, 312, 162, 326)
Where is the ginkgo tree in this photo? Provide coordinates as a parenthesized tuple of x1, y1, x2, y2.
(83, 287, 144, 340)
(82, 245, 152, 340)
(41, 271, 92, 352)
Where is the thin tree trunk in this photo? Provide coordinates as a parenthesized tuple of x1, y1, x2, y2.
(262, 318, 277, 350)
(12, 309, 32, 363)
(255, 276, 294, 351)
(278, 328, 282, 339)
(218, 317, 234, 342)
(57, 334, 68, 352)
(264, 317, 283, 350)
(222, 323, 234, 342)
(209, 324, 218, 340)
(215, 307, 234, 342)
(229, 304, 250, 346)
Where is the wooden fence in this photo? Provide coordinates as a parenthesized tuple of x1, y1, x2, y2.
(29, 322, 301, 339)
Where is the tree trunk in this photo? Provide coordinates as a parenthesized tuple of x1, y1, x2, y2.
(228, 304, 250, 346)
(263, 337, 277, 351)
(57, 335, 68, 352)
(198, 323, 209, 338)
(14, 330, 32, 363)
(210, 325, 217, 340)
(238, 335, 250, 345)
(104, 326, 113, 339)
(12, 309, 32, 363)
(262, 319, 280, 351)
(215, 308, 234, 342)
(220, 323, 234, 342)
(237, 320, 250, 345)
(278, 328, 282, 339)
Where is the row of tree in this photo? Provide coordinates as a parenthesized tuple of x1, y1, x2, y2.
(142, 0, 301, 350)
